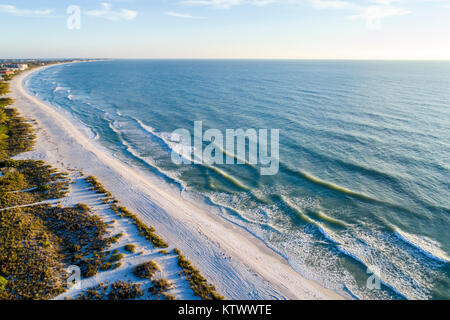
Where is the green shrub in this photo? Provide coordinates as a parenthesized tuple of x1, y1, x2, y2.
(149, 278, 174, 299)
(108, 253, 124, 263)
(84, 264, 98, 278)
(163, 293, 176, 300)
(76, 283, 109, 300)
(36, 184, 52, 192)
(0, 276, 7, 292)
(124, 244, 136, 253)
(100, 263, 112, 271)
(112, 262, 122, 270)
(108, 281, 143, 300)
(110, 204, 168, 248)
(174, 248, 224, 300)
(0, 98, 13, 108)
(85, 176, 112, 198)
(76, 203, 90, 213)
(108, 233, 123, 244)
(0, 81, 10, 96)
(152, 278, 173, 292)
(133, 261, 159, 279)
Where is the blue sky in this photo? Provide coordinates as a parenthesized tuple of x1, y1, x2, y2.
(1, 0, 449, 59)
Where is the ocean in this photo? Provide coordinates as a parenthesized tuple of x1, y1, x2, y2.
(25, 60, 450, 300)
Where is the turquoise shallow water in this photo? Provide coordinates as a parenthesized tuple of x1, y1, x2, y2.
(26, 60, 450, 299)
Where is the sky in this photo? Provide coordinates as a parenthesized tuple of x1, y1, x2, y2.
(1, 0, 449, 59)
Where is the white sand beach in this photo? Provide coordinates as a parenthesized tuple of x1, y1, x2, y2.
(10, 64, 343, 300)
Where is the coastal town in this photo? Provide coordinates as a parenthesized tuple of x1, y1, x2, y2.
(1, 59, 87, 79)
(0, 63, 29, 77)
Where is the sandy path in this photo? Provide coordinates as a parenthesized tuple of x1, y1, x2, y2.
(11, 64, 343, 300)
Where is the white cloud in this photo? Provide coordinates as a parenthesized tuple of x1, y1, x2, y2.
(180, 0, 359, 8)
(0, 4, 54, 16)
(166, 11, 206, 18)
(179, 0, 424, 29)
(180, 0, 243, 8)
(310, 0, 413, 29)
(349, 4, 411, 29)
(310, 0, 357, 10)
(85, 2, 137, 21)
(180, 0, 282, 8)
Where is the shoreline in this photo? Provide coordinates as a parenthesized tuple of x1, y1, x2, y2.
(11, 64, 344, 300)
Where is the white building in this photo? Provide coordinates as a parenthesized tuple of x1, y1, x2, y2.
(14, 64, 28, 71)
(7, 64, 27, 71)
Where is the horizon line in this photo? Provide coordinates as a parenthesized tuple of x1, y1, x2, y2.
(2, 57, 450, 62)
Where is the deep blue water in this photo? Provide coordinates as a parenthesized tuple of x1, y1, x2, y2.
(26, 60, 450, 299)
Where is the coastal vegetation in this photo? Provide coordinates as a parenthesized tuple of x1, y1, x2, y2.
(85, 175, 112, 198)
(108, 281, 144, 300)
(83, 178, 169, 249)
(0, 99, 35, 160)
(0, 74, 115, 299)
(124, 244, 136, 253)
(133, 261, 159, 279)
(110, 203, 169, 248)
(75, 281, 144, 300)
(174, 248, 224, 300)
(0, 82, 9, 96)
(0, 207, 66, 299)
(0, 71, 224, 300)
(0, 98, 13, 108)
(0, 160, 69, 208)
(2, 75, 14, 82)
(0, 203, 115, 299)
(84, 175, 224, 300)
(149, 278, 174, 299)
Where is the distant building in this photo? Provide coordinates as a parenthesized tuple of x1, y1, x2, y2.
(10, 64, 28, 71)
(0, 63, 29, 77)
(0, 69, 14, 76)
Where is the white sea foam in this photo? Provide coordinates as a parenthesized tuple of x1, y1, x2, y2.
(394, 228, 449, 263)
(133, 117, 196, 164)
(53, 86, 65, 93)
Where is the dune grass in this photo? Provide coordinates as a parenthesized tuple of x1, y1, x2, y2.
(0, 160, 70, 208)
(0, 76, 224, 301)
(124, 244, 136, 253)
(174, 248, 224, 300)
(76, 281, 144, 300)
(0, 84, 115, 299)
(133, 261, 159, 280)
(0, 203, 117, 299)
(85, 175, 224, 299)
